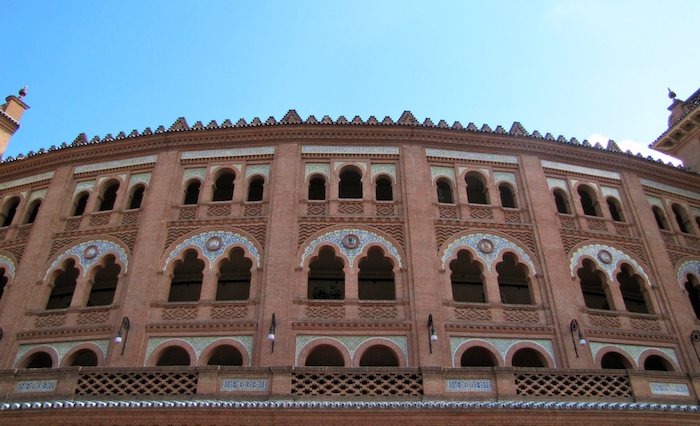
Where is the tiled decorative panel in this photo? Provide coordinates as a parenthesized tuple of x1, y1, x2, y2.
(14, 340, 109, 367)
(426, 149, 518, 164)
(430, 166, 455, 182)
(300, 228, 402, 268)
(441, 233, 536, 273)
(74, 156, 157, 174)
(46, 239, 129, 278)
(302, 146, 399, 155)
(677, 260, 700, 287)
(163, 230, 261, 269)
(0, 253, 16, 281)
(305, 163, 330, 178)
(181, 147, 275, 159)
(641, 179, 700, 201)
(568, 244, 650, 285)
(245, 164, 270, 179)
(295, 335, 407, 366)
(449, 337, 555, 368)
(589, 342, 679, 369)
(541, 160, 620, 180)
(371, 164, 396, 180)
(145, 336, 253, 364)
(0, 172, 54, 190)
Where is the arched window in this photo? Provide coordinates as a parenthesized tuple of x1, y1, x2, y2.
(68, 349, 98, 367)
(206, 345, 243, 366)
(212, 171, 235, 201)
(465, 172, 489, 204)
(339, 167, 363, 199)
(87, 255, 120, 307)
(696, 216, 700, 231)
(460, 347, 497, 367)
(24, 352, 53, 369)
(98, 181, 120, 211)
(358, 247, 395, 300)
(577, 185, 601, 217)
(617, 264, 650, 314)
(24, 200, 41, 224)
(606, 198, 624, 222)
(128, 185, 145, 210)
(450, 250, 485, 303)
(156, 346, 191, 366)
(359, 345, 399, 367)
(496, 253, 533, 305)
(72, 192, 89, 216)
(247, 177, 264, 202)
(644, 355, 674, 371)
(685, 274, 700, 320)
(498, 183, 517, 208)
(216, 248, 251, 301)
(308, 176, 326, 201)
(183, 180, 201, 205)
(1, 197, 20, 227)
(375, 176, 393, 201)
(553, 189, 571, 214)
(46, 259, 79, 310)
(672, 203, 694, 234)
(0, 267, 7, 301)
(577, 259, 611, 310)
(652, 206, 669, 230)
(304, 345, 345, 366)
(436, 179, 454, 204)
(168, 250, 204, 302)
(307, 246, 344, 300)
(601, 352, 631, 369)
(511, 348, 547, 367)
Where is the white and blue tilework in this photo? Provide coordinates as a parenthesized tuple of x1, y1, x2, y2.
(299, 228, 402, 268)
(163, 230, 261, 269)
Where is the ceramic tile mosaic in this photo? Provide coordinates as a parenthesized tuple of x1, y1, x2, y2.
(541, 160, 620, 180)
(431, 166, 455, 182)
(74, 156, 157, 174)
(449, 337, 555, 367)
(441, 233, 536, 273)
(163, 230, 261, 269)
(589, 342, 678, 369)
(46, 240, 129, 279)
(300, 228, 402, 268)
(0, 172, 54, 191)
(568, 244, 650, 285)
(182, 147, 275, 160)
(302, 146, 399, 155)
(640, 179, 700, 201)
(426, 149, 518, 164)
(677, 260, 700, 287)
(295, 335, 407, 366)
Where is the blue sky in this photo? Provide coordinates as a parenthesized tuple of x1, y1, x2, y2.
(2, 0, 698, 163)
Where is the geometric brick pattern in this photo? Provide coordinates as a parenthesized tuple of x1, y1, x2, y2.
(588, 313, 622, 329)
(470, 206, 494, 220)
(614, 223, 633, 237)
(307, 202, 327, 216)
(244, 204, 263, 217)
(559, 216, 578, 230)
(515, 372, 632, 398)
(306, 304, 345, 319)
(64, 218, 81, 231)
(178, 206, 197, 221)
(76, 309, 110, 325)
(76, 371, 198, 396)
(210, 304, 248, 320)
(503, 308, 539, 323)
(121, 211, 140, 226)
(504, 211, 521, 223)
(454, 306, 492, 321)
(15, 224, 33, 241)
(376, 203, 395, 217)
(34, 313, 67, 328)
(439, 205, 458, 219)
(358, 304, 398, 320)
(630, 317, 662, 332)
(292, 372, 423, 396)
(89, 213, 111, 227)
(339, 201, 364, 215)
(161, 306, 199, 321)
(207, 204, 230, 217)
(586, 218, 608, 232)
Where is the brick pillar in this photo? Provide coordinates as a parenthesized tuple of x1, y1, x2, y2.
(199, 268, 219, 302)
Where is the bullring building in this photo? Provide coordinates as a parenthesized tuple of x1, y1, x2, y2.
(0, 88, 699, 424)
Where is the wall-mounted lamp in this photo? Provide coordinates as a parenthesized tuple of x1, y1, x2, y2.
(114, 316, 130, 355)
(428, 314, 437, 353)
(569, 319, 586, 358)
(267, 313, 276, 353)
(690, 330, 700, 363)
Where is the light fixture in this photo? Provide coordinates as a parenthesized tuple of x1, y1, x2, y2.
(114, 316, 130, 355)
(570, 319, 586, 358)
(428, 314, 437, 353)
(268, 313, 276, 353)
(690, 330, 700, 363)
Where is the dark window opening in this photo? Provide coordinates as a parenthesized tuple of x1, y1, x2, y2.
(617, 265, 650, 314)
(1, 197, 20, 227)
(685, 275, 700, 320)
(69, 349, 98, 367)
(499, 184, 517, 208)
(212, 172, 235, 201)
(87, 255, 120, 307)
(607, 198, 624, 222)
(247, 177, 264, 202)
(304, 345, 345, 366)
(460, 347, 497, 367)
(466, 173, 489, 204)
(578, 186, 601, 217)
(601, 352, 631, 369)
(672, 203, 693, 234)
(98, 182, 119, 211)
(339, 168, 362, 199)
(308, 176, 326, 200)
(216, 248, 251, 301)
(577, 259, 611, 310)
(206, 345, 243, 366)
(497, 253, 533, 305)
(72, 193, 89, 216)
(168, 250, 204, 302)
(644, 355, 674, 371)
(24, 200, 41, 224)
(183, 181, 201, 205)
(359, 345, 399, 367)
(24, 352, 53, 369)
(358, 247, 395, 300)
(511, 348, 546, 367)
(128, 185, 145, 209)
(46, 259, 79, 310)
(156, 347, 191, 366)
(652, 206, 669, 230)
(0, 267, 7, 300)
(375, 176, 393, 201)
(436, 179, 454, 204)
(308, 246, 345, 299)
(553, 190, 570, 214)
(450, 250, 485, 303)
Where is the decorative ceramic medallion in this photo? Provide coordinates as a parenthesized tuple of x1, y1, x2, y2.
(83, 245, 99, 260)
(597, 250, 612, 264)
(205, 236, 223, 251)
(341, 234, 360, 249)
(477, 239, 494, 254)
